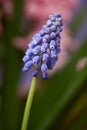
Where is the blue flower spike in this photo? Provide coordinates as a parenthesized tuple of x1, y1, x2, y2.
(41, 63, 48, 72)
(22, 12, 63, 79)
(49, 40, 56, 49)
(25, 60, 33, 68)
(22, 55, 30, 63)
(42, 53, 49, 62)
(32, 56, 40, 65)
(32, 70, 38, 77)
(42, 72, 48, 80)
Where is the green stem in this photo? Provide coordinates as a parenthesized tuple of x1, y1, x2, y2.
(21, 77, 37, 130)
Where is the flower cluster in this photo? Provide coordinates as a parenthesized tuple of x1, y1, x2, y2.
(22, 13, 63, 79)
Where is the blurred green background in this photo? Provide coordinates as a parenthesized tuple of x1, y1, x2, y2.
(0, 0, 87, 130)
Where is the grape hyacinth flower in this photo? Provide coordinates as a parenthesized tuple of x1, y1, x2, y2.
(22, 13, 63, 79)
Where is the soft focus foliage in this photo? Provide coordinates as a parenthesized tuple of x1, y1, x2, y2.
(0, 0, 87, 130)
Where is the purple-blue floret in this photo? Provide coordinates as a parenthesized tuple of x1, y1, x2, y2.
(22, 12, 63, 79)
